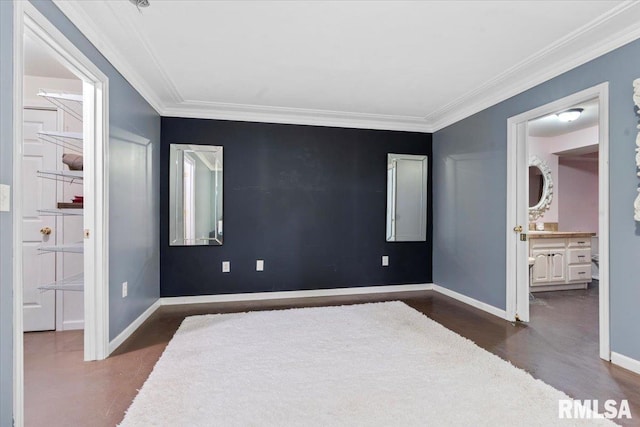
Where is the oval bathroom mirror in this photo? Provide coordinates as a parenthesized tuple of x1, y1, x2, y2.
(528, 156, 553, 221)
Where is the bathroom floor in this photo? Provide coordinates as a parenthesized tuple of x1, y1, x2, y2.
(23, 281, 640, 426)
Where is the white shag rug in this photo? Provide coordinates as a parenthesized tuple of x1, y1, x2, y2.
(120, 301, 615, 426)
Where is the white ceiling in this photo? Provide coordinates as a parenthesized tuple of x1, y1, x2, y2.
(53, 0, 640, 132)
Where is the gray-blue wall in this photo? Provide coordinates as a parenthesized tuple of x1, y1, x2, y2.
(0, 1, 14, 424)
(28, 0, 161, 341)
(433, 39, 640, 361)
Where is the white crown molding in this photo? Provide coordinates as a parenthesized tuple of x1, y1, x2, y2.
(101, 0, 183, 105)
(164, 101, 434, 133)
(428, 1, 640, 131)
(52, 0, 165, 114)
(53, 0, 640, 134)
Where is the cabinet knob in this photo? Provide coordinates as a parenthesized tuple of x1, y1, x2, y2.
(513, 225, 523, 233)
(40, 226, 52, 236)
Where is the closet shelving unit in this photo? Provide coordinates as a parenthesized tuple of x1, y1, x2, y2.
(36, 130, 83, 153)
(38, 273, 83, 292)
(36, 89, 84, 293)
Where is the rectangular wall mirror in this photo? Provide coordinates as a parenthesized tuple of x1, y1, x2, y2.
(169, 144, 223, 246)
(386, 153, 428, 242)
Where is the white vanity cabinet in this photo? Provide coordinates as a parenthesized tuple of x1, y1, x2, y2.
(529, 234, 594, 292)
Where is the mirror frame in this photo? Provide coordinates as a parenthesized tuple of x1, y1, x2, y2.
(528, 155, 553, 221)
(169, 143, 223, 246)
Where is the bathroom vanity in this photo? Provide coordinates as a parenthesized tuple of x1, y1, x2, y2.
(529, 231, 596, 292)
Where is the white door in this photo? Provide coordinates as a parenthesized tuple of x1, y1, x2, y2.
(22, 108, 59, 332)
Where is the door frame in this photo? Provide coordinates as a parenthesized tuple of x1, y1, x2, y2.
(505, 83, 610, 360)
(13, 2, 110, 425)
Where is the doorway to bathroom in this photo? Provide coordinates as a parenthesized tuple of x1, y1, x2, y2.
(505, 83, 610, 361)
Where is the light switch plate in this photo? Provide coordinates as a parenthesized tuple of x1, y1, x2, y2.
(0, 184, 10, 212)
(382, 255, 389, 267)
(222, 261, 230, 273)
(256, 260, 264, 271)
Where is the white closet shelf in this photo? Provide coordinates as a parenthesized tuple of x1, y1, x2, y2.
(37, 89, 83, 121)
(37, 130, 82, 140)
(38, 273, 83, 292)
(37, 208, 83, 216)
(37, 170, 83, 183)
(37, 90, 83, 103)
(38, 242, 83, 254)
(37, 130, 83, 153)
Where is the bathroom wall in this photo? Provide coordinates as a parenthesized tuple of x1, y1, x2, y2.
(528, 125, 599, 224)
(528, 136, 559, 223)
(558, 154, 599, 232)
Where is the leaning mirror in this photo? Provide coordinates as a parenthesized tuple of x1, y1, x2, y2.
(528, 155, 553, 221)
(169, 144, 223, 246)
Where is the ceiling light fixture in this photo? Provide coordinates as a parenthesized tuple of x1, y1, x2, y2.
(129, 0, 150, 11)
(556, 108, 583, 122)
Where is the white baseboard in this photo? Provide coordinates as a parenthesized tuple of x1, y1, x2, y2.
(61, 320, 84, 331)
(431, 284, 508, 320)
(108, 299, 161, 355)
(611, 351, 640, 375)
(107, 283, 511, 357)
(160, 283, 433, 306)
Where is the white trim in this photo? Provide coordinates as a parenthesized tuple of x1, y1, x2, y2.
(12, 5, 25, 427)
(505, 83, 610, 360)
(161, 284, 433, 306)
(431, 284, 508, 321)
(611, 352, 640, 376)
(108, 299, 161, 355)
(163, 103, 433, 133)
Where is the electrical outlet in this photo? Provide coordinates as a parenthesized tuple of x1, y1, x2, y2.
(0, 184, 10, 212)
(222, 261, 230, 273)
(382, 256, 389, 267)
(122, 281, 128, 298)
(256, 260, 264, 271)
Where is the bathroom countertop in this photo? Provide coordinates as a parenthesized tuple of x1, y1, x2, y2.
(528, 231, 596, 239)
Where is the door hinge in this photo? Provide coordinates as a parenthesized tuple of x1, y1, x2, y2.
(84, 229, 90, 239)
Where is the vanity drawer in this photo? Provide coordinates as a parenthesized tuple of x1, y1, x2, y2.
(530, 238, 565, 249)
(568, 248, 591, 265)
(568, 237, 591, 248)
(568, 265, 591, 282)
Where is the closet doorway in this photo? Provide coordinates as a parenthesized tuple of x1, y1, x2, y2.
(13, 3, 110, 426)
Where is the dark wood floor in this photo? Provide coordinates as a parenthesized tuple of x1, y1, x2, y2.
(24, 284, 640, 426)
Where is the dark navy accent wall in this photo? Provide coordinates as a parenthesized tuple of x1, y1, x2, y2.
(161, 118, 432, 297)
